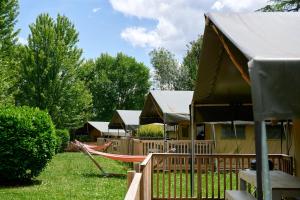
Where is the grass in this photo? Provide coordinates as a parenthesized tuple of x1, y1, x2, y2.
(0, 152, 129, 200)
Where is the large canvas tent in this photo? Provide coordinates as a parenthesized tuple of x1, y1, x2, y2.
(140, 90, 193, 125)
(108, 110, 141, 133)
(192, 13, 300, 199)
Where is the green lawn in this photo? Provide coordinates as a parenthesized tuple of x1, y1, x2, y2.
(0, 153, 129, 200)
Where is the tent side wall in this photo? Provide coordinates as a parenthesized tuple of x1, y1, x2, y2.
(204, 124, 287, 154)
(89, 128, 102, 141)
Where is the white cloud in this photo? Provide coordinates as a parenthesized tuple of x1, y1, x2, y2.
(110, 0, 269, 58)
(212, 0, 268, 12)
(92, 7, 101, 13)
(18, 37, 28, 45)
(121, 27, 161, 48)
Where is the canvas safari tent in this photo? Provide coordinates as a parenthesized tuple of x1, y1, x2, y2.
(191, 12, 300, 199)
(108, 110, 141, 135)
(85, 121, 126, 140)
(140, 90, 193, 139)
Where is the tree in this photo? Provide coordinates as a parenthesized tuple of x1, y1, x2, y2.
(182, 35, 203, 90)
(17, 13, 92, 129)
(82, 53, 150, 120)
(0, 0, 20, 104)
(258, 0, 300, 12)
(149, 48, 179, 90)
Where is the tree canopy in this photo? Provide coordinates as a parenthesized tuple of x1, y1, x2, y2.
(0, 0, 20, 104)
(182, 35, 203, 90)
(149, 48, 179, 90)
(81, 53, 151, 121)
(149, 36, 203, 91)
(17, 13, 92, 129)
(258, 0, 300, 12)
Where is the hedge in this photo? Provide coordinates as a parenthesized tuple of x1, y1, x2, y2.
(136, 124, 164, 138)
(0, 106, 56, 181)
(55, 129, 70, 153)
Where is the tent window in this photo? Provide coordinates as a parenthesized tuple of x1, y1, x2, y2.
(182, 127, 189, 138)
(221, 124, 245, 139)
(196, 124, 205, 140)
(266, 125, 284, 140)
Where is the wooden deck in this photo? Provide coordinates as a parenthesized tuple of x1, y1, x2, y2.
(126, 153, 293, 200)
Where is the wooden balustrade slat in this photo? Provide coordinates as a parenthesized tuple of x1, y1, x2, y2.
(235, 157, 238, 190)
(211, 157, 214, 199)
(197, 157, 202, 199)
(224, 157, 226, 198)
(162, 157, 165, 199)
(174, 156, 177, 199)
(205, 158, 208, 199)
(229, 158, 232, 190)
(185, 157, 188, 198)
(217, 157, 220, 199)
(156, 157, 159, 198)
(180, 157, 183, 199)
(168, 156, 171, 199)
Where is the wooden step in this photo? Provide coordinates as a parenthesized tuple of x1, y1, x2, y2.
(225, 190, 256, 200)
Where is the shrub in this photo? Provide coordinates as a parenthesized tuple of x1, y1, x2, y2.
(55, 129, 70, 153)
(0, 106, 56, 182)
(136, 124, 164, 138)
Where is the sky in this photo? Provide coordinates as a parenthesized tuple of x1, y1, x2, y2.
(17, 0, 269, 67)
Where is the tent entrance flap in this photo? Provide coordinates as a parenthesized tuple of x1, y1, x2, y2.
(249, 59, 300, 121)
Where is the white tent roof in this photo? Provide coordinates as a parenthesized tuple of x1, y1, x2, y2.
(140, 90, 193, 124)
(87, 121, 126, 137)
(109, 110, 141, 130)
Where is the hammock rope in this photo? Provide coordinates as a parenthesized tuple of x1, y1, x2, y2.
(83, 141, 112, 151)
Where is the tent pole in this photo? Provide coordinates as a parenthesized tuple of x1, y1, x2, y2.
(255, 121, 272, 200)
(163, 113, 167, 152)
(255, 121, 263, 200)
(190, 104, 195, 197)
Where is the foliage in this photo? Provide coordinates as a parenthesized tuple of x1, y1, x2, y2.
(136, 124, 164, 138)
(0, 0, 20, 104)
(55, 129, 70, 153)
(80, 53, 150, 120)
(0, 106, 56, 182)
(70, 133, 92, 142)
(258, 0, 300, 11)
(0, 153, 128, 199)
(182, 35, 203, 90)
(149, 47, 179, 90)
(149, 47, 198, 90)
(17, 13, 92, 129)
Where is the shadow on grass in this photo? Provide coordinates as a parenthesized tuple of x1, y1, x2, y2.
(82, 172, 126, 179)
(0, 179, 42, 188)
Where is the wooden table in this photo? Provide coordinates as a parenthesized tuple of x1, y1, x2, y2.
(239, 170, 300, 200)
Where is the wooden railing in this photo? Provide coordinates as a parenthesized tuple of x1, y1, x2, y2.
(125, 172, 142, 200)
(98, 138, 215, 155)
(133, 139, 215, 155)
(125, 153, 293, 200)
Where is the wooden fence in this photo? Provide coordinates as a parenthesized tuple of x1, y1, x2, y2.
(97, 138, 215, 155)
(125, 153, 293, 200)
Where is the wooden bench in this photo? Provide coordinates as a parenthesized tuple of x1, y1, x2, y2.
(225, 190, 256, 200)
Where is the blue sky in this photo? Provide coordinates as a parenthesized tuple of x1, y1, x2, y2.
(17, 0, 268, 68)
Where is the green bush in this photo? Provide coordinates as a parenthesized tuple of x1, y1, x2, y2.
(0, 106, 56, 182)
(55, 129, 70, 153)
(136, 124, 164, 138)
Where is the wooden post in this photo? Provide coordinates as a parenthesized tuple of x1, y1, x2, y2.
(127, 170, 136, 189)
(133, 163, 140, 172)
(190, 103, 195, 197)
